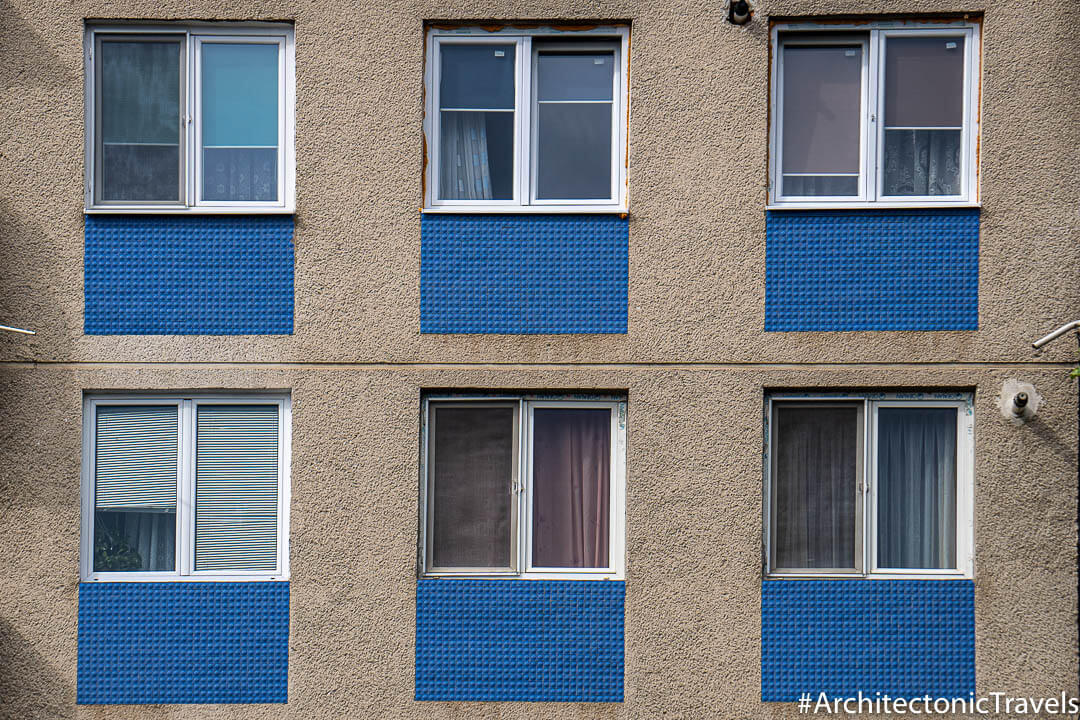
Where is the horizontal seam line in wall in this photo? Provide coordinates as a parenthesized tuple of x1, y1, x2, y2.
(0, 361, 1074, 371)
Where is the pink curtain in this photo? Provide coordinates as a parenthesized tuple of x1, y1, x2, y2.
(532, 408, 610, 568)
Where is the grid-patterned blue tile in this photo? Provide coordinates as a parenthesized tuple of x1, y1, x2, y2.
(416, 579, 624, 701)
(420, 215, 628, 334)
(78, 582, 289, 704)
(765, 209, 979, 331)
(85, 215, 294, 335)
(761, 580, 975, 702)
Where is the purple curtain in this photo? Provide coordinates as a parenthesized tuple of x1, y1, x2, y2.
(532, 408, 610, 568)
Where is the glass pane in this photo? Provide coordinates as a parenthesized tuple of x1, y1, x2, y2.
(532, 408, 610, 569)
(440, 44, 515, 109)
(782, 175, 858, 197)
(195, 405, 280, 572)
(439, 111, 514, 200)
(430, 406, 514, 568)
(877, 407, 957, 570)
(883, 129, 962, 196)
(201, 43, 279, 202)
(99, 39, 181, 202)
(93, 404, 178, 573)
(781, 44, 862, 195)
(884, 36, 965, 128)
(773, 405, 858, 570)
(94, 509, 176, 572)
(536, 103, 612, 199)
(537, 52, 614, 101)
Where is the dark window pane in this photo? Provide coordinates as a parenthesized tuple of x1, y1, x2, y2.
(537, 52, 614, 101)
(99, 39, 181, 202)
(536, 103, 612, 199)
(781, 44, 862, 180)
(532, 408, 610, 569)
(884, 36, 965, 128)
(877, 407, 957, 570)
(439, 111, 514, 200)
(440, 44, 515, 109)
(773, 405, 858, 570)
(430, 406, 514, 568)
(94, 509, 176, 572)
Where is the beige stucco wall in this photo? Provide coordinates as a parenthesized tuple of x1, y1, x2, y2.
(0, 0, 1077, 718)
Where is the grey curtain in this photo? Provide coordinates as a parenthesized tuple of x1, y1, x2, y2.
(877, 407, 957, 569)
(430, 405, 514, 568)
(773, 405, 858, 569)
(532, 408, 610, 568)
(439, 113, 494, 200)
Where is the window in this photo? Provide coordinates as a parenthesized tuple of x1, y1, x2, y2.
(765, 393, 973, 578)
(85, 24, 295, 212)
(421, 395, 626, 579)
(424, 26, 629, 212)
(769, 21, 979, 207)
(81, 395, 290, 581)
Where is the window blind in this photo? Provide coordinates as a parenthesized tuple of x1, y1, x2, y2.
(95, 405, 178, 510)
(195, 404, 280, 571)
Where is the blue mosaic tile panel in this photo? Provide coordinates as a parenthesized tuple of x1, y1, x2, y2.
(762, 580, 975, 702)
(765, 209, 979, 331)
(85, 215, 294, 335)
(420, 214, 628, 334)
(78, 582, 289, 704)
(415, 579, 625, 702)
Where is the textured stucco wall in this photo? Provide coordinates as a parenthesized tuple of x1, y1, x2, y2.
(0, 0, 1077, 717)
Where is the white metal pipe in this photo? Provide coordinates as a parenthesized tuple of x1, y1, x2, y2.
(1032, 320, 1080, 349)
(0, 324, 35, 335)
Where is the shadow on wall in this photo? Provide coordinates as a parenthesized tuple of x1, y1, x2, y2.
(1026, 414, 1079, 470)
(0, 0, 74, 87)
(0, 615, 72, 718)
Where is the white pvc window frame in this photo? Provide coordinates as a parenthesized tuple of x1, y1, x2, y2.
(423, 26, 629, 214)
(764, 392, 974, 580)
(420, 394, 627, 580)
(768, 20, 980, 209)
(80, 393, 291, 582)
(84, 23, 295, 214)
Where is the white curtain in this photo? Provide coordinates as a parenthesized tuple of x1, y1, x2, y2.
(883, 129, 962, 196)
(877, 407, 957, 569)
(439, 114, 493, 200)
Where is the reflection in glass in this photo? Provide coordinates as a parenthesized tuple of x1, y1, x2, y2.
(94, 509, 176, 572)
(535, 52, 614, 200)
(201, 43, 279, 202)
(99, 39, 182, 202)
(882, 36, 965, 196)
(780, 44, 862, 197)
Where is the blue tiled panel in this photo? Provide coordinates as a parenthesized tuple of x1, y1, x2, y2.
(765, 209, 979, 331)
(78, 582, 289, 704)
(761, 580, 975, 702)
(420, 215, 628, 334)
(415, 579, 625, 702)
(85, 215, 294, 335)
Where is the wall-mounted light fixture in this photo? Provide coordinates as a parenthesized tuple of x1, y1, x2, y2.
(728, 0, 751, 25)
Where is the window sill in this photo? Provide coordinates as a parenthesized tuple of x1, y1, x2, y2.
(766, 201, 981, 211)
(85, 206, 295, 215)
(423, 205, 628, 215)
(423, 572, 623, 581)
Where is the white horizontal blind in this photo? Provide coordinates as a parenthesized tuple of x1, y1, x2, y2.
(95, 405, 178, 510)
(194, 404, 280, 571)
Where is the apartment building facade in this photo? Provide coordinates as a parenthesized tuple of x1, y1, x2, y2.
(0, 0, 1077, 717)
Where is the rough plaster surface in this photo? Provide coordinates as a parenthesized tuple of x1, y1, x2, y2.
(0, 0, 1077, 718)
